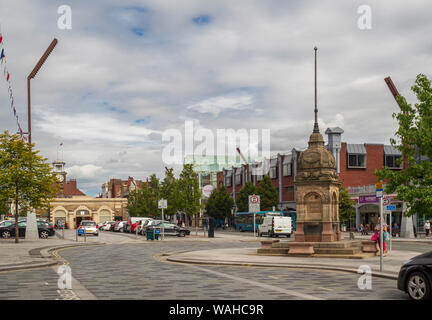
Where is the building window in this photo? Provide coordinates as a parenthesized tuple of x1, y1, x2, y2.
(385, 155, 402, 169)
(285, 186, 294, 192)
(225, 174, 232, 187)
(283, 163, 291, 176)
(270, 166, 277, 179)
(348, 154, 366, 168)
(235, 173, 242, 185)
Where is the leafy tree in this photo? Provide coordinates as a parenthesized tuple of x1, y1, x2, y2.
(0, 198, 10, 216)
(205, 185, 234, 220)
(236, 181, 259, 212)
(339, 186, 356, 223)
(177, 164, 201, 223)
(0, 131, 58, 243)
(161, 168, 181, 218)
(257, 175, 279, 211)
(127, 188, 147, 217)
(375, 74, 432, 217)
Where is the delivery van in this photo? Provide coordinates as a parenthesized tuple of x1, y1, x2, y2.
(258, 216, 292, 238)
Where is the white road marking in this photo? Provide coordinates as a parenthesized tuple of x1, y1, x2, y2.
(190, 265, 325, 300)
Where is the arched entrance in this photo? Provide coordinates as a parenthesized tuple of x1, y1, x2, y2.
(53, 208, 67, 227)
(74, 208, 91, 228)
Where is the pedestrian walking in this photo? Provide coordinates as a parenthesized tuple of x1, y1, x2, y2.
(372, 218, 387, 256)
(424, 220, 430, 237)
(392, 223, 399, 237)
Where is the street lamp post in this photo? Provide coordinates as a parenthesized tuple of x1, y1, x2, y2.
(27, 38, 58, 144)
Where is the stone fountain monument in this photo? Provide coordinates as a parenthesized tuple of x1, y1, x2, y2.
(294, 47, 342, 243)
(257, 47, 377, 258)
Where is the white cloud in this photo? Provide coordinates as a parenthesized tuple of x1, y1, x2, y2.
(66, 164, 104, 181)
(187, 92, 254, 117)
(0, 0, 431, 194)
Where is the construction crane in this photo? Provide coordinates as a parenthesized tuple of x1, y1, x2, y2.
(236, 147, 249, 183)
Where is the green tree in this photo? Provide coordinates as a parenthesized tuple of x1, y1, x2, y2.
(0, 198, 10, 216)
(0, 131, 58, 243)
(205, 185, 234, 220)
(339, 186, 356, 223)
(177, 164, 201, 223)
(236, 181, 259, 212)
(161, 168, 181, 218)
(127, 188, 148, 217)
(257, 175, 279, 211)
(375, 74, 432, 217)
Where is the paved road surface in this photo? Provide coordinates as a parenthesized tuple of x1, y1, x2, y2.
(0, 235, 409, 300)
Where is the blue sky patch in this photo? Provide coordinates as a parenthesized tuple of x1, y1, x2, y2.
(192, 14, 212, 25)
(131, 27, 145, 36)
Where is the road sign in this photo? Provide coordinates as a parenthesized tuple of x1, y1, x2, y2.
(155, 228, 161, 234)
(386, 205, 396, 211)
(376, 182, 383, 190)
(376, 189, 383, 198)
(383, 197, 390, 206)
(249, 195, 260, 213)
(202, 185, 214, 198)
(158, 199, 167, 209)
(78, 228, 84, 235)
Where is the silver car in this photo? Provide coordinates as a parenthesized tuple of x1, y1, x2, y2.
(79, 220, 99, 236)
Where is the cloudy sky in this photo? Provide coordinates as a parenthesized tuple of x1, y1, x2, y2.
(0, 0, 430, 196)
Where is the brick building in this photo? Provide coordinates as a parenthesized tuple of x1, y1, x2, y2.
(216, 127, 419, 233)
(100, 177, 144, 198)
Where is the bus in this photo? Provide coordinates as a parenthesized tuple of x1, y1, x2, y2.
(233, 210, 297, 232)
(233, 211, 283, 232)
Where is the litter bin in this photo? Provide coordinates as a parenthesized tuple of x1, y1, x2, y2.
(146, 229, 159, 240)
(208, 217, 215, 238)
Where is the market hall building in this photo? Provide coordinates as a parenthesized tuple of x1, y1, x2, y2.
(216, 127, 423, 236)
(37, 160, 127, 229)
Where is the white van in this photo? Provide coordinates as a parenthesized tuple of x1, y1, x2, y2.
(258, 216, 292, 238)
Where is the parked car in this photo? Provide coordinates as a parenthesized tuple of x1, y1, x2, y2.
(141, 219, 167, 234)
(136, 218, 153, 234)
(101, 221, 115, 231)
(78, 220, 99, 236)
(126, 217, 152, 233)
(0, 220, 54, 239)
(398, 250, 432, 300)
(114, 221, 127, 232)
(147, 222, 190, 237)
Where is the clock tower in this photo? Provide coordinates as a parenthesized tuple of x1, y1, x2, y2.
(53, 160, 66, 196)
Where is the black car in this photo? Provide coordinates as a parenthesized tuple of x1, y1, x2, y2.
(147, 222, 190, 237)
(0, 220, 54, 239)
(398, 250, 432, 300)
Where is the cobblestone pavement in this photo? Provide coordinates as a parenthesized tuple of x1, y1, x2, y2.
(0, 236, 410, 300)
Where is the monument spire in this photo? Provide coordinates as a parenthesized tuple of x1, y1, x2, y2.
(313, 46, 319, 133)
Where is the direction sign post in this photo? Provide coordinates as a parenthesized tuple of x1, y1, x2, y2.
(249, 195, 260, 237)
(158, 199, 167, 240)
(376, 182, 384, 272)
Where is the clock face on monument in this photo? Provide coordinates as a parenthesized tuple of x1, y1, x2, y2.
(57, 174, 64, 183)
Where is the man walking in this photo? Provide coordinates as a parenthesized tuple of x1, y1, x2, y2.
(424, 220, 431, 237)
